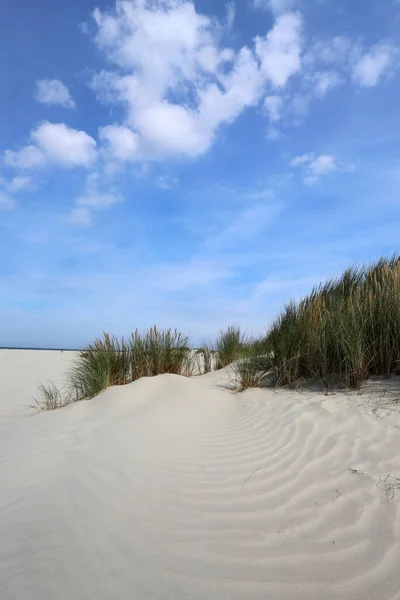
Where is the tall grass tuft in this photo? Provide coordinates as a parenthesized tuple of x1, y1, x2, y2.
(68, 326, 190, 399)
(230, 351, 274, 391)
(216, 326, 247, 369)
(32, 382, 74, 411)
(262, 254, 400, 389)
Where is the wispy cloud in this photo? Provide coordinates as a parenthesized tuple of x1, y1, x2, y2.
(155, 175, 179, 190)
(68, 171, 121, 225)
(352, 43, 397, 87)
(0, 192, 16, 210)
(253, 0, 299, 15)
(35, 79, 76, 108)
(290, 153, 354, 184)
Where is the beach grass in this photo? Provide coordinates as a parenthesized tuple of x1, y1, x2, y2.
(230, 352, 273, 391)
(68, 326, 190, 399)
(35, 254, 400, 404)
(32, 382, 74, 411)
(258, 254, 400, 389)
(216, 326, 248, 369)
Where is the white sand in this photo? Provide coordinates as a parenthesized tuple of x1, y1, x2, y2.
(1, 350, 400, 600)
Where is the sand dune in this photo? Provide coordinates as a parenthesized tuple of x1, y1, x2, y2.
(1, 350, 400, 599)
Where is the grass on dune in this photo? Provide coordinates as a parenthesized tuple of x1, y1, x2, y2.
(32, 382, 75, 411)
(194, 327, 248, 375)
(230, 352, 273, 391)
(256, 255, 400, 390)
(215, 325, 248, 369)
(34, 253, 400, 406)
(68, 326, 190, 400)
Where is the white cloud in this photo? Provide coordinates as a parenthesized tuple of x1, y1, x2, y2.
(305, 36, 353, 67)
(68, 207, 92, 226)
(206, 200, 284, 250)
(5, 123, 97, 170)
(264, 95, 284, 122)
(313, 71, 343, 98)
(99, 124, 140, 161)
(90, 1, 302, 160)
(4, 0, 394, 184)
(89, 4, 394, 157)
(0, 192, 16, 210)
(0, 175, 33, 194)
(7, 176, 33, 192)
(290, 153, 340, 184)
(225, 1, 236, 29)
(253, 0, 298, 14)
(32, 122, 97, 167)
(68, 172, 120, 225)
(134, 102, 212, 158)
(199, 46, 265, 127)
(290, 153, 314, 167)
(266, 127, 281, 140)
(35, 79, 76, 108)
(308, 155, 337, 175)
(245, 187, 274, 200)
(156, 175, 179, 189)
(286, 68, 343, 121)
(255, 12, 302, 88)
(4, 145, 45, 169)
(353, 44, 396, 87)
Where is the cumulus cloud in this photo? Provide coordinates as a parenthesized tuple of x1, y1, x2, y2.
(87, 3, 397, 157)
(89, 1, 303, 160)
(99, 124, 140, 161)
(3, 0, 394, 202)
(255, 13, 302, 88)
(353, 44, 396, 87)
(35, 79, 76, 108)
(32, 122, 97, 167)
(4, 122, 97, 169)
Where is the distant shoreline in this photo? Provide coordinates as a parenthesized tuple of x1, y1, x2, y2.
(0, 347, 80, 352)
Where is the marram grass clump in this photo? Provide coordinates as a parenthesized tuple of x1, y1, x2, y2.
(68, 326, 190, 400)
(215, 325, 248, 369)
(32, 382, 75, 411)
(263, 255, 400, 389)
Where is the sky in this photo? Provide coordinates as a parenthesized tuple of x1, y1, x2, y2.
(1, 0, 400, 348)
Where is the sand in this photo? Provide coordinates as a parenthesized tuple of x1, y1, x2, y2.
(1, 350, 400, 600)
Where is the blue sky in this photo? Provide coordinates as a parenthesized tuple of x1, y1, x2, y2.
(1, 0, 400, 348)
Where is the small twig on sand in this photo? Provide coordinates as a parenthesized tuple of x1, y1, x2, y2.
(242, 445, 289, 489)
(348, 468, 368, 476)
(272, 444, 289, 458)
(241, 466, 263, 490)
